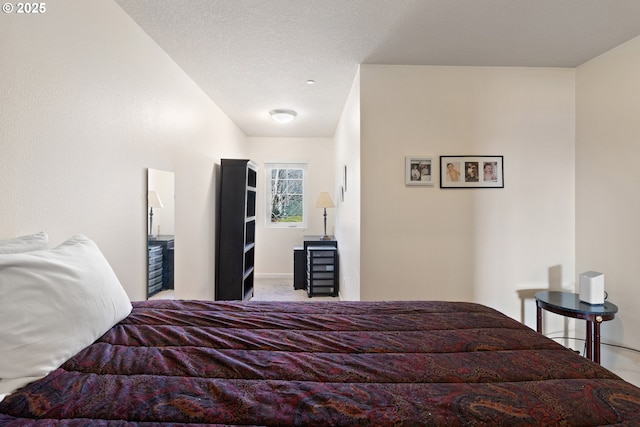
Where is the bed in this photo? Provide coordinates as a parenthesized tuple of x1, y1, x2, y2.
(1, 234, 640, 425)
(1, 299, 640, 425)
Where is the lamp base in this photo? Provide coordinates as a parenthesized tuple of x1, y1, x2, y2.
(321, 235, 332, 240)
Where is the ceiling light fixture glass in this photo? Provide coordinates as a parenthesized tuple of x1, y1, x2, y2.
(269, 109, 297, 124)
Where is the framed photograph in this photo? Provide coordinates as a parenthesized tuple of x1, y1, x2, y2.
(440, 155, 504, 188)
(405, 156, 434, 186)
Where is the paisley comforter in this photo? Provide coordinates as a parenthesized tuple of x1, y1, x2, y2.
(1, 299, 639, 425)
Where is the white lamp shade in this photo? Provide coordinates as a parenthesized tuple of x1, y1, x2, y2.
(148, 190, 164, 208)
(316, 192, 335, 208)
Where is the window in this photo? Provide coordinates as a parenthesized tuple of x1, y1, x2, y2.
(265, 163, 307, 228)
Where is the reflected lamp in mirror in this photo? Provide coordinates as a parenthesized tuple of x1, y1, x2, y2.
(148, 190, 163, 238)
(316, 192, 335, 240)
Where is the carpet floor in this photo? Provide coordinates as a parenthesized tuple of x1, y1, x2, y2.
(251, 278, 339, 302)
(150, 278, 340, 302)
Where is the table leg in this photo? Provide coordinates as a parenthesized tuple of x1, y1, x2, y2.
(536, 306, 542, 333)
(585, 320, 593, 361)
(594, 320, 601, 364)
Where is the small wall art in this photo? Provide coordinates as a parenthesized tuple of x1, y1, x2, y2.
(343, 165, 348, 192)
(405, 156, 434, 186)
(440, 155, 503, 188)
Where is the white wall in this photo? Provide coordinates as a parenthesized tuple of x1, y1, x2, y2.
(333, 72, 362, 301)
(576, 35, 640, 386)
(0, 0, 246, 301)
(246, 137, 335, 277)
(358, 65, 576, 324)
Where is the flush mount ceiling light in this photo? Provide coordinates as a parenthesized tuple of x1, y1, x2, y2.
(269, 109, 297, 124)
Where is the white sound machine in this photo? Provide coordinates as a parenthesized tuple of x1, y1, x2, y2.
(579, 271, 605, 305)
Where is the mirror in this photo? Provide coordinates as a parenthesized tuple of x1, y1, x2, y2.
(147, 168, 175, 299)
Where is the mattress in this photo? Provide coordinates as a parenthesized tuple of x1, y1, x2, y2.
(1, 299, 639, 425)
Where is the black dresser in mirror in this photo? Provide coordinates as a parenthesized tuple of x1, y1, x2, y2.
(147, 235, 174, 298)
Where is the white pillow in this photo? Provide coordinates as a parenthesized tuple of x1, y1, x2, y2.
(0, 235, 132, 381)
(0, 232, 49, 254)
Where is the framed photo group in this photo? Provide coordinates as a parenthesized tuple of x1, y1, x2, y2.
(405, 155, 504, 188)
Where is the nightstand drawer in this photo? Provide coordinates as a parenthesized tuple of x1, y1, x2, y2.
(306, 246, 338, 297)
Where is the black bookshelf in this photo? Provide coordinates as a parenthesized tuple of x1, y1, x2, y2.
(215, 159, 257, 300)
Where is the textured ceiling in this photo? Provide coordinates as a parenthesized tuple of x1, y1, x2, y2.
(114, 0, 640, 137)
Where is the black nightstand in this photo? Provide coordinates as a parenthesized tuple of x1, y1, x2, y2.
(149, 235, 174, 295)
(535, 291, 618, 364)
(294, 236, 338, 291)
(303, 235, 338, 297)
(307, 246, 338, 297)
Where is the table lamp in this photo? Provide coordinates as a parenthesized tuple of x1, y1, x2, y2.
(316, 192, 335, 240)
(148, 190, 163, 238)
